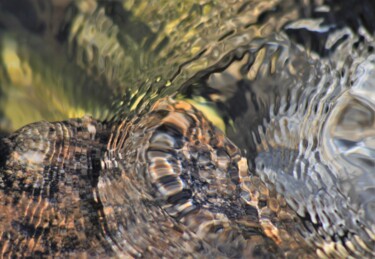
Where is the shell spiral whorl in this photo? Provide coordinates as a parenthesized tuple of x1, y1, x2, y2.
(97, 97, 313, 258)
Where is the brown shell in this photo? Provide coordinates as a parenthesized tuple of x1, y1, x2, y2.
(0, 98, 314, 257)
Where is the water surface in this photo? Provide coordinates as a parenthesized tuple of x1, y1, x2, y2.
(0, 0, 375, 257)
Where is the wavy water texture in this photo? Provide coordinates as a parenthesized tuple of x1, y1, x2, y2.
(179, 28, 375, 256)
(0, 0, 374, 258)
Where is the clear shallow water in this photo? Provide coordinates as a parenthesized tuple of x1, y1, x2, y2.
(0, 0, 375, 257)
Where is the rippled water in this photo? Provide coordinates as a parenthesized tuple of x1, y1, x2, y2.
(0, 0, 375, 257)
